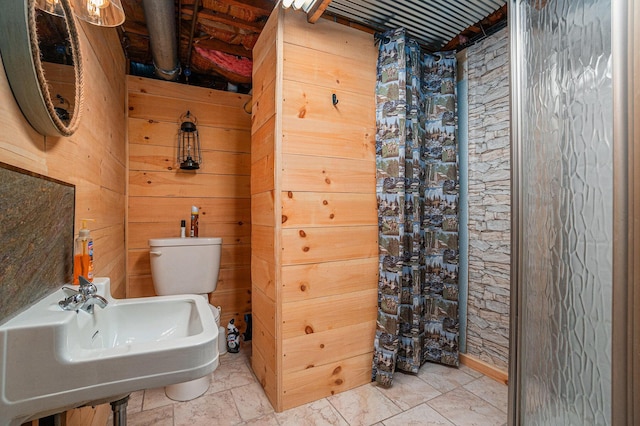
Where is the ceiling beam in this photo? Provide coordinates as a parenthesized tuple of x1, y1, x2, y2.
(182, 0, 275, 15)
(181, 5, 266, 32)
(442, 4, 507, 51)
(185, 0, 202, 69)
(121, 20, 150, 37)
(221, 0, 276, 14)
(307, 0, 332, 24)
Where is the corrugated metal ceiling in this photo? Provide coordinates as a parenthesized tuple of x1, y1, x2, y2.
(326, 0, 507, 50)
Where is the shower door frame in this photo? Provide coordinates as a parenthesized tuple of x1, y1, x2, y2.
(507, 0, 638, 424)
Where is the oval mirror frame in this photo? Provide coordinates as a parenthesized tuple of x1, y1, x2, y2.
(0, 0, 83, 137)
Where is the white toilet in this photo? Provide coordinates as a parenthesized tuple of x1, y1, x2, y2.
(148, 237, 225, 401)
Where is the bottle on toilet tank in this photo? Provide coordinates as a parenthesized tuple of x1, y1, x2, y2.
(190, 206, 199, 237)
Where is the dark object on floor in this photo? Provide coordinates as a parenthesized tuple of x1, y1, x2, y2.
(243, 313, 252, 341)
(227, 318, 240, 353)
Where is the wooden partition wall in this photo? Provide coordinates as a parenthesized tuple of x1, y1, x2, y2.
(251, 8, 378, 411)
(127, 76, 253, 332)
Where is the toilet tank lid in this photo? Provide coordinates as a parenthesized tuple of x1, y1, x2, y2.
(149, 237, 222, 247)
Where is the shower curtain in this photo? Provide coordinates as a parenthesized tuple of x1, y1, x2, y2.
(373, 28, 459, 388)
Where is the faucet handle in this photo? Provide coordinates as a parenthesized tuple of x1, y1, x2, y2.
(78, 276, 97, 296)
(59, 292, 86, 311)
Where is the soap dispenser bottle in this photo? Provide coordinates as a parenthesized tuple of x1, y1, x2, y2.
(73, 219, 94, 285)
(190, 206, 199, 237)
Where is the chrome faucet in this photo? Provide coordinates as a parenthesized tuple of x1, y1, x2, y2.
(78, 293, 108, 314)
(59, 276, 108, 314)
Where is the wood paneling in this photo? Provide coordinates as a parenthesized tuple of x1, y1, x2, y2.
(252, 190, 275, 227)
(281, 80, 375, 161)
(251, 332, 278, 409)
(0, 19, 126, 426)
(129, 143, 251, 175)
(281, 226, 378, 265)
(128, 93, 250, 129)
(282, 11, 376, 62)
(281, 352, 374, 411)
(128, 76, 249, 107)
(253, 285, 277, 338)
(282, 191, 376, 227)
(128, 221, 250, 249)
(282, 320, 377, 372)
(281, 257, 378, 302)
(251, 7, 377, 412)
(126, 76, 252, 336)
(251, 4, 282, 413)
(250, 148, 275, 196)
(128, 197, 251, 224)
(251, 78, 277, 134)
(251, 225, 275, 263)
(281, 154, 376, 194)
(281, 289, 378, 339)
(282, 42, 375, 94)
(252, 254, 276, 301)
(129, 171, 250, 198)
(128, 118, 250, 153)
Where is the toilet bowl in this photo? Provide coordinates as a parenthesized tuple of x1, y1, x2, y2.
(148, 237, 223, 401)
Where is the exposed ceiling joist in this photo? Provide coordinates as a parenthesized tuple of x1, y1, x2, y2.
(113, 0, 507, 90)
(180, 5, 267, 32)
(442, 4, 507, 51)
(307, 0, 332, 23)
(208, 0, 275, 14)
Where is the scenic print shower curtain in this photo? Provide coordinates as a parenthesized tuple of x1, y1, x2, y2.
(373, 28, 459, 388)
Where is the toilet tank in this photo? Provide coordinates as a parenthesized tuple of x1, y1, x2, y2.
(148, 237, 222, 295)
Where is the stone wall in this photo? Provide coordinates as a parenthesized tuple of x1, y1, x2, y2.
(466, 27, 510, 370)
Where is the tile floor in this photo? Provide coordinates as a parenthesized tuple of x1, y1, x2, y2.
(115, 343, 508, 426)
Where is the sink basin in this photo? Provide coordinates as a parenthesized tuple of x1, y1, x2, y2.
(0, 278, 219, 425)
(71, 297, 204, 352)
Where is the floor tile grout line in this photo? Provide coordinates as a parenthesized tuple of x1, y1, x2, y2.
(462, 377, 509, 415)
(229, 383, 247, 424)
(325, 394, 353, 426)
(370, 382, 405, 412)
(426, 386, 466, 426)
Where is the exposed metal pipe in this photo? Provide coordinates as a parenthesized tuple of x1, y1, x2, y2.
(110, 395, 130, 426)
(142, 0, 180, 80)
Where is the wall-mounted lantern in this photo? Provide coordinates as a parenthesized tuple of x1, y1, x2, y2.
(177, 111, 202, 170)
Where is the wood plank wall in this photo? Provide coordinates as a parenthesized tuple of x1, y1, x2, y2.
(126, 76, 253, 333)
(0, 21, 126, 426)
(251, 2, 281, 410)
(251, 8, 378, 411)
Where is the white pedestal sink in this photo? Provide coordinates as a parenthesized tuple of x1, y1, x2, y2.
(0, 278, 219, 425)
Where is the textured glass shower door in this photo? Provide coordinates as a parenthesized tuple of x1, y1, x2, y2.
(510, 0, 613, 424)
